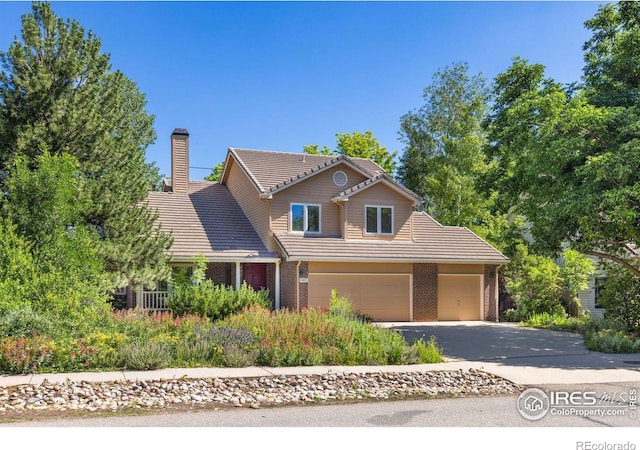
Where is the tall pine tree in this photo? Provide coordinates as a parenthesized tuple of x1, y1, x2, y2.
(0, 2, 171, 287)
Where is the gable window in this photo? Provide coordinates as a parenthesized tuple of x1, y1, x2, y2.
(291, 204, 320, 233)
(365, 206, 393, 235)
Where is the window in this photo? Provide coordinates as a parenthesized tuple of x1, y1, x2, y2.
(594, 277, 607, 309)
(333, 170, 348, 187)
(365, 206, 393, 235)
(291, 204, 320, 233)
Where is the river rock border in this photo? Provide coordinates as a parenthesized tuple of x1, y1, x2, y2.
(0, 369, 521, 415)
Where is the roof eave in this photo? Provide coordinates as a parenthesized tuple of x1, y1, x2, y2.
(333, 177, 421, 206)
(169, 255, 281, 263)
(281, 255, 508, 265)
(221, 148, 266, 193)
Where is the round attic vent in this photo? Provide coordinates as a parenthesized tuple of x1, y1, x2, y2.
(333, 170, 348, 187)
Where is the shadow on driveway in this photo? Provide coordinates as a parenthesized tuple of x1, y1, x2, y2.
(390, 322, 640, 370)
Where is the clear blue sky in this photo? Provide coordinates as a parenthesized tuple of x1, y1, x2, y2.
(0, 1, 604, 180)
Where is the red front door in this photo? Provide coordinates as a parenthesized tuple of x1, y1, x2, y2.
(243, 263, 267, 291)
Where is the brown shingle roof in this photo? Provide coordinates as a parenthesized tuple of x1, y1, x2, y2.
(274, 211, 508, 264)
(226, 148, 385, 194)
(146, 181, 278, 261)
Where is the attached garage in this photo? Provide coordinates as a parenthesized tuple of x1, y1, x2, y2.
(308, 263, 412, 321)
(438, 274, 483, 321)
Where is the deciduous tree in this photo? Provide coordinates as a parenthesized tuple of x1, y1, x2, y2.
(397, 62, 491, 227)
(304, 130, 397, 175)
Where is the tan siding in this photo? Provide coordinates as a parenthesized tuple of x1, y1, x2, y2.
(225, 160, 273, 251)
(171, 135, 189, 194)
(438, 264, 484, 274)
(345, 183, 413, 241)
(309, 262, 412, 274)
(271, 166, 367, 237)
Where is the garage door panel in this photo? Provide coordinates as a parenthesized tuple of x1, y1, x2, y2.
(308, 277, 361, 308)
(438, 275, 481, 321)
(308, 274, 410, 321)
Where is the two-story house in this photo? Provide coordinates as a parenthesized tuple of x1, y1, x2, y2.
(144, 129, 508, 321)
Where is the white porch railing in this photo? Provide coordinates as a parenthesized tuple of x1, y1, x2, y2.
(140, 290, 170, 310)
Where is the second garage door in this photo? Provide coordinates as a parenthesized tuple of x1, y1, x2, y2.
(438, 274, 482, 320)
(308, 274, 411, 321)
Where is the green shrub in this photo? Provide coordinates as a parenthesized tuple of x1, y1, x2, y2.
(501, 308, 521, 322)
(118, 340, 172, 370)
(222, 305, 442, 366)
(597, 265, 640, 331)
(47, 337, 104, 372)
(0, 305, 56, 338)
(523, 311, 568, 328)
(410, 336, 444, 363)
(585, 329, 640, 353)
(174, 325, 258, 367)
(504, 245, 595, 321)
(0, 335, 54, 374)
(168, 281, 271, 320)
(507, 249, 565, 320)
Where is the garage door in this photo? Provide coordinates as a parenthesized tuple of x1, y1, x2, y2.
(308, 274, 411, 321)
(438, 274, 482, 321)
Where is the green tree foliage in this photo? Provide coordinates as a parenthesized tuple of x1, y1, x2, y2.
(304, 130, 397, 175)
(484, 3, 640, 277)
(397, 62, 492, 227)
(560, 249, 596, 300)
(0, 151, 112, 310)
(205, 162, 224, 182)
(2, 152, 88, 249)
(583, 2, 640, 108)
(0, 2, 171, 287)
(598, 264, 640, 331)
(504, 246, 594, 321)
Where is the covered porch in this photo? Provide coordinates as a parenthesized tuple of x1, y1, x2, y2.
(136, 258, 281, 311)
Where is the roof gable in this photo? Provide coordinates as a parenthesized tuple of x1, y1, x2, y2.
(220, 148, 386, 195)
(331, 173, 422, 206)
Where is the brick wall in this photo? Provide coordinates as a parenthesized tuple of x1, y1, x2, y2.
(280, 261, 298, 310)
(484, 264, 498, 321)
(413, 263, 438, 321)
(206, 262, 233, 286)
(298, 261, 308, 309)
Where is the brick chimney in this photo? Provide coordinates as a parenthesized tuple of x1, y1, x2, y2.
(171, 128, 189, 194)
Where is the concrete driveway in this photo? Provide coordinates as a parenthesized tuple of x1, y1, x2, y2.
(389, 321, 640, 371)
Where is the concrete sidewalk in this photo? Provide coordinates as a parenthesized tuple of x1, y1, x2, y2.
(2, 359, 640, 388)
